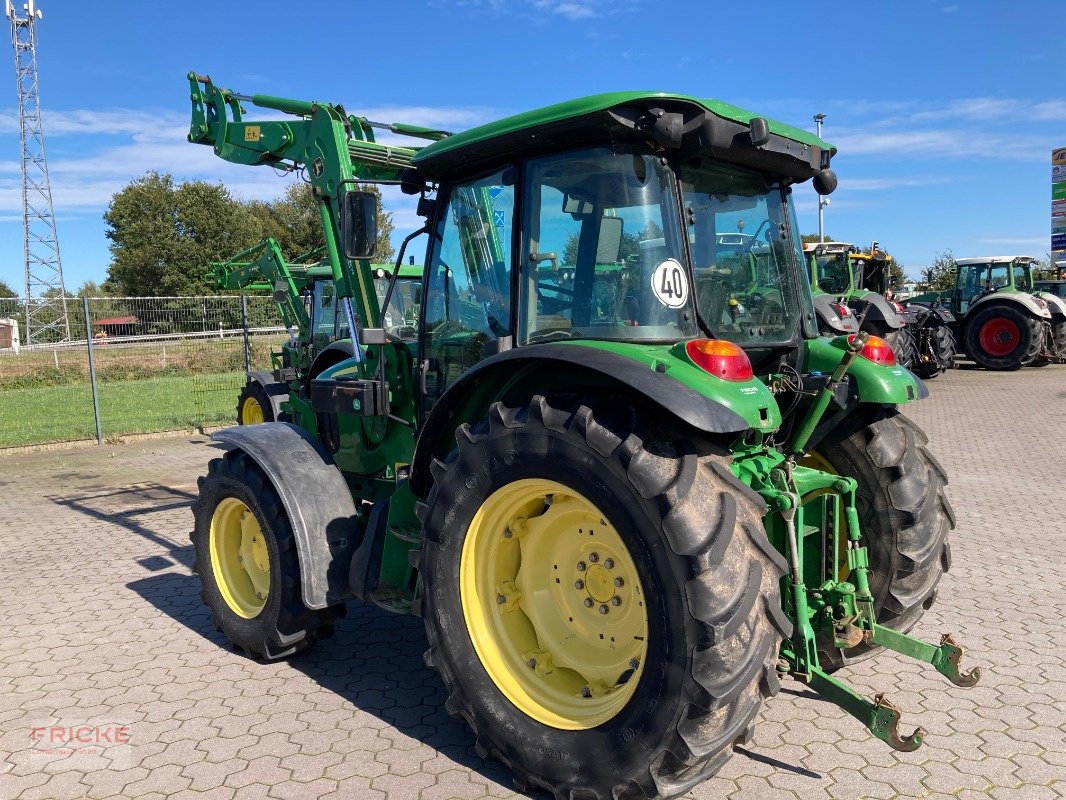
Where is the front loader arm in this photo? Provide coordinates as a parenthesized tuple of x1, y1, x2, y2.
(188, 72, 427, 332)
(206, 238, 314, 335)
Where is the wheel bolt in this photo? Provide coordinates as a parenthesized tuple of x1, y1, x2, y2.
(584, 598, 594, 608)
(496, 594, 506, 605)
(527, 658, 537, 669)
(589, 552, 599, 563)
(503, 529, 513, 539)
(581, 686, 592, 698)
(599, 604, 609, 615)
(604, 558, 614, 569)
(614, 577, 624, 587)
(630, 659, 639, 669)
(611, 596, 621, 606)
(577, 561, 586, 572)
(256, 592, 263, 599)
(238, 555, 244, 563)
(575, 580, 585, 590)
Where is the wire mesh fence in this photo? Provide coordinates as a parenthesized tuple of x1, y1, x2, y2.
(0, 296, 286, 448)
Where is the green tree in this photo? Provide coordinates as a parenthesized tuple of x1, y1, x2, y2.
(74, 280, 106, 297)
(103, 172, 263, 297)
(801, 233, 835, 244)
(919, 249, 957, 292)
(0, 279, 17, 298)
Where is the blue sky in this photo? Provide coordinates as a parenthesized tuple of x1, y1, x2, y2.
(1, 0, 1063, 292)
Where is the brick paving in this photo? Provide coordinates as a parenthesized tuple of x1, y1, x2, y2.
(1, 365, 1064, 800)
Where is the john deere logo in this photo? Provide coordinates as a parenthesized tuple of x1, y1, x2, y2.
(312, 158, 324, 178)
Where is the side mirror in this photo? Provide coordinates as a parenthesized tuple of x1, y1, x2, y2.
(341, 190, 378, 259)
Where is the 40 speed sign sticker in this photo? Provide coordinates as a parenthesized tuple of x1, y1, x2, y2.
(651, 258, 688, 308)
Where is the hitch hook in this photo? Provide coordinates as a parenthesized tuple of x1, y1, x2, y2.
(872, 693, 925, 753)
(936, 634, 981, 688)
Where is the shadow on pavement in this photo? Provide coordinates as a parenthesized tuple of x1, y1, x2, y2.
(127, 569, 516, 792)
(50, 482, 197, 568)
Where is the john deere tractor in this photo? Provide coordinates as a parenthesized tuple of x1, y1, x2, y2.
(910, 255, 1064, 369)
(187, 73, 975, 799)
(804, 241, 925, 371)
(207, 242, 422, 424)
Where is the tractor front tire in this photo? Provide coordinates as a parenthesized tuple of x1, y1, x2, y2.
(809, 408, 954, 670)
(417, 396, 789, 800)
(237, 381, 275, 425)
(191, 451, 341, 660)
(965, 305, 1038, 370)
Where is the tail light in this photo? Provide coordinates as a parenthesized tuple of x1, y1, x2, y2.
(893, 301, 906, 313)
(848, 334, 896, 366)
(685, 339, 754, 382)
(831, 302, 852, 318)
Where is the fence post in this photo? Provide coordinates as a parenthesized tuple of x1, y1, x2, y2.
(82, 296, 103, 445)
(241, 294, 252, 378)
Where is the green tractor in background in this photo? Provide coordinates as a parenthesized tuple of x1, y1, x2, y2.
(206, 244, 422, 424)
(804, 241, 920, 370)
(186, 74, 976, 799)
(910, 255, 1066, 370)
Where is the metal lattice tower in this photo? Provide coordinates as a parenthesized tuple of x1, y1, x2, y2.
(7, 0, 68, 343)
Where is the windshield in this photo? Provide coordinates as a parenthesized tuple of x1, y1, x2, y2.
(815, 253, 851, 294)
(374, 276, 420, 339)
(520, 147, 697, 343)
(678, 158, 808, 346)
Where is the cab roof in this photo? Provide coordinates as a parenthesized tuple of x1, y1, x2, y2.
(956, 256, 1034, 265)
(412, 91, 834, 183)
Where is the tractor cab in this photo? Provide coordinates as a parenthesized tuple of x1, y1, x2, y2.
(418, 138, 820, 407)
(953, 256, 1042, 315)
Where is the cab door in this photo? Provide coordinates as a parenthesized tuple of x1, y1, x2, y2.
(419, 168, 516, 418)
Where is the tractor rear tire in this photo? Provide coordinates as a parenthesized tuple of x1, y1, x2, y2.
(965, 305, 1038, 370)
(1030, 317, 1065, 366)
(191, 451, 341, 660)
(417, 395, 789, 800)
(809, 408, 954, 671)
(912, 325, 956, 379)
(884, 327, 916, 370)
(237, 381, 275, 425)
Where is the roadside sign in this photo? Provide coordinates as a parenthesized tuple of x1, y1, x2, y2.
(1054, 149, 1066, 253)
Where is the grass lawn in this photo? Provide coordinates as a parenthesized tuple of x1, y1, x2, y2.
(0, 371, 245, 448)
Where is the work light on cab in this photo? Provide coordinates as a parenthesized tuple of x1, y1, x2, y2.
(848, 334, 897, 366)
(685, 339, 754, 381)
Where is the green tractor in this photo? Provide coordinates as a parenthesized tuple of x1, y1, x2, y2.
(910, 255, 1065, 369)
(187, 73, 976, 799)
(207, 243, 422, 424)
(802, 241, 926, 372)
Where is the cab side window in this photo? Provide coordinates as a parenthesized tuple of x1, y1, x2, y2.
(422, 169, 515, 404)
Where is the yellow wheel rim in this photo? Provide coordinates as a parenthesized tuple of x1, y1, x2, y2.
(241, 396, 265, 425)
(460, 478, 648, 730)
(209, 497, 271, 618)
(799, 451, 849, 581)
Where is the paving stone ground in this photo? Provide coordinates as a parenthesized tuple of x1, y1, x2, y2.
(1, 364, 1064, 800)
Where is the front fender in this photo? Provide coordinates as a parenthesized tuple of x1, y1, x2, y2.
(409, 341, 780, 497)
(211, 423, 360, 610)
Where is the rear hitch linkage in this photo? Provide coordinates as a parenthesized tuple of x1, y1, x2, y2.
(743, 368, 981, 752)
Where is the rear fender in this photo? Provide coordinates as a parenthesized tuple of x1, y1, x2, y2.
(853, 292, 904, 331)
(805, 336, 928, 405)
(409, 343, 762, 498)
(970, 292, 1050, 319)
(1035, 291, 1066, 318)
(211, 423, 360, 610)
(813, 293, 860, 334)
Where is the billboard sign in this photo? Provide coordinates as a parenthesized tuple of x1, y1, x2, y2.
(1055, 148, 1066, 254)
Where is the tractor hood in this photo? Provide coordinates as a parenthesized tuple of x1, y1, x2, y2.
(413, 92, 835, 185)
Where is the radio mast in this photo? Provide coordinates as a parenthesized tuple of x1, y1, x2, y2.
(7, 0, 69, 343)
